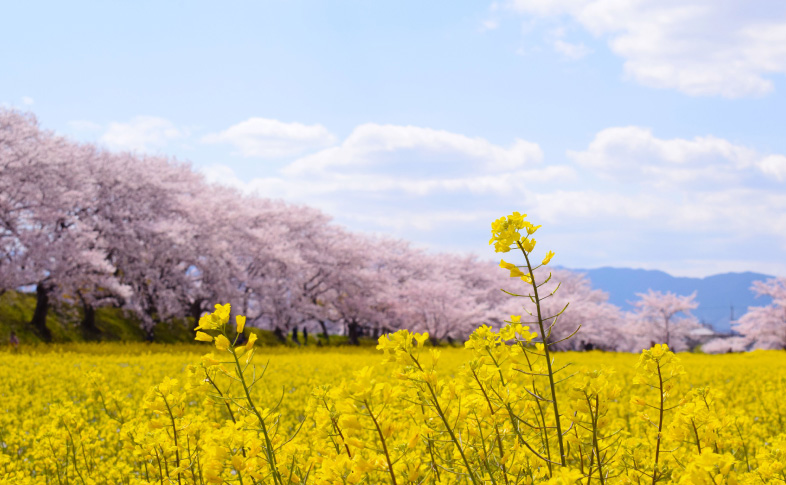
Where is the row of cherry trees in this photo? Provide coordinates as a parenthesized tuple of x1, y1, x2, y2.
(1, 109, 783, 349)
(0, 109, 512, 343)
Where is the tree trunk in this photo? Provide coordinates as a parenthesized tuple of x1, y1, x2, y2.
(79, 296, 100, 341)
(664, 317, 671, 348)
(319, 320, 329, 343)
(273, 326, 287, 343)
(30, 284, 52, 342)
(347, 321, 361, 346)
(189, 299, 205, 332)
(76, 291, 101, 340)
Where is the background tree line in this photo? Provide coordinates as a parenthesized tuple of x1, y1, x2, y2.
(1, 109, 783, 350)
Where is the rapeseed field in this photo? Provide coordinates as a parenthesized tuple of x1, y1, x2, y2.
(1, 339, 784, 484)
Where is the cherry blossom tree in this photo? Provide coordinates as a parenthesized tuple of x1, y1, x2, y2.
(80, 149, 232, 337)
(0, 110, 42, 294)
(496, 267, 626, 350)
(623, 289, 701, 351)
(395, 253, 494, 344)
(701, 336, 750, 354)
(229, 198, 329, 341)
(0, 110, 130, 340)
(733, 277, 786, 350)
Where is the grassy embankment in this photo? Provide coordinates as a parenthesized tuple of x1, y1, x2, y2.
(0, 290, 376, 346)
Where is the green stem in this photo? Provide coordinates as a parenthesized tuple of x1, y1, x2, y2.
(519, 242, 567, 467)
(61, 421, 86, 485)
(521, 347, 554, 473)
(470, 368, 509, 485)
(365, 400, 398, 485)
(411, 355, 479, 485)
(473, 413, 498, 485)
(589, 394, 605, 485)
(323, 398, 352, 457)
(652, 363, 665, 485)
(230, 348, 284, 485)
(154, 448, 164, 484)
(691, 419, 702, 454)
(160, 392, 182, 485)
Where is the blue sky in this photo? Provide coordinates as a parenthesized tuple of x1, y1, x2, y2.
(3, 0, 786, 277)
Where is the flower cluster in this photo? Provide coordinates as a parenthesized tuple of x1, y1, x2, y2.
(490, 211, 541, 253)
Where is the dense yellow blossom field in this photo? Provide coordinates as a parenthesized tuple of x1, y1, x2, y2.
(1, 336, 784, 484)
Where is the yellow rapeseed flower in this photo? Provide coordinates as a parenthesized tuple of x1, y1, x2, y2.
(519, 237, 536, 253)
(214, 335, 230, 351)
(195, 331, 214, 342)
(489, 211, 528, 252)
(246, 332, 258, 349)
(499, 259, 525, 278)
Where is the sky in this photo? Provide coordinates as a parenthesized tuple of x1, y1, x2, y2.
(2, 0, 786, 277)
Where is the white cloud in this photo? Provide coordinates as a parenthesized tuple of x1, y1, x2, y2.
(194, 121, 786, 277)
(200, 124, 561, 240)
(200, 164, 295, 198)
(101, 116, 183, 152)
(201, 117, 336, 158)
(205, 165, 574, 201)
(567, 126, 783, 187)
(480, 19, 500, 31)
(481, 2, 502, 32)
(529, 190, 663, 224)
(21, 96, 34, 106)
(758, 155, 786, 181)
(509, 0, 587, 16)
(507, 0, 786, 97)
(344, 209, 498, 232)
(283, 123, 543, 176)
(553, 39, 592, 59)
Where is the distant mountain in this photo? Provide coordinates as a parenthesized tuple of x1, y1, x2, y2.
(567, 267, 774, 332)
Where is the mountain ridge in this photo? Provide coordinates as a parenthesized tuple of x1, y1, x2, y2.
(566, 267, 775, 332)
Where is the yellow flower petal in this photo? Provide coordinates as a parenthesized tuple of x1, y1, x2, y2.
(195, 331, 214, 342)
(214, 334, 230, 351)
(246, 333, 258, 350)
(520, 238, 536, 253)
